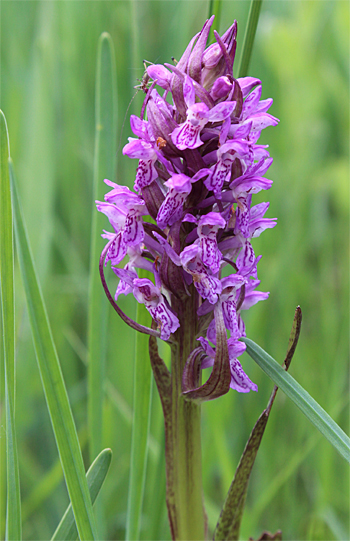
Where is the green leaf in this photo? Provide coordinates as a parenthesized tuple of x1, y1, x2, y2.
(87, 31, 117, 537)
(237, 0, 263, 78)
(125, 269, 153, 541)
(0, 110, 22, 539)
(10, 163, 98, 540)
(214, 308, 302, 540)
(242, 337, 350, 463)
(51, 449, 112, 541)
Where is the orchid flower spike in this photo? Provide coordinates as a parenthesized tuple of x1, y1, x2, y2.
(97, 15, 279, 400)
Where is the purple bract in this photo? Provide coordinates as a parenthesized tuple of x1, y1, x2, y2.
(97, 16, 279, 398)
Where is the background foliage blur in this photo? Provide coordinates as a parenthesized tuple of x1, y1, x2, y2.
(1, 1, 349, 539)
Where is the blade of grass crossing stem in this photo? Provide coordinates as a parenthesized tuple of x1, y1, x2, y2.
(208, 0, 222, 44)
(126, 268, 153, 540)
(237, 0, 263, 78)
(51, 449, 112, 541)
(214, 308, 302, 541)
(10, 162, 97, 540)
(0, 111, 22, 539)
(87, 32, 117, 537)
(242, 338, 350, 463)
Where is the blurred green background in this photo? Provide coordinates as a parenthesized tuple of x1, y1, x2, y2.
(1, 1, 349, 539)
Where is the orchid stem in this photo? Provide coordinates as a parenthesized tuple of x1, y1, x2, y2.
(165, 293, 206, 540)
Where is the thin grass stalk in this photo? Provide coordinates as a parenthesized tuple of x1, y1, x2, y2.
(0, 111, 22, 540)
(242, 338, 350, 463)
(125, 268, 154, 540)
(208, 0, 222, 44)
(10, 163, 98, 540)
(87, 31, 117, 539)
(237, 0, 263, 78)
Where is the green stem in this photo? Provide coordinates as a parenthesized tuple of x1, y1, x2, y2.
(237, 0, 263, 78)
(166, 293, 206, 540)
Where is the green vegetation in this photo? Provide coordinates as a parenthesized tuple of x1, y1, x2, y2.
(1, 1, 348, 539)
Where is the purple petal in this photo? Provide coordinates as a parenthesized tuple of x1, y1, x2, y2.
(227, 338, 246, 359)
(183, 213, 198, 224)
(222, 298, 240, 337)
(230, 359, 258, 392)
(113, 266, 138, 288)
(183, 75, 196, 108)
(156, 190, 188, 229)
(134, 159, 158, 191)
(152, 232, 181, 266)
(123, 212, 144, 246)
(210, 76, 232, 101)
(219, 116, 231, 145)
(255, 98, 273, 114)
(243, 85, 262, 118)
(230, 123, 252, 140)
(249, 112, 280, 133)
(236, 77, 261, 98)
(236, 239, 256, 275)
(197, 298, 213, 316)
(198, 212, 226, 228)
(197, 336, 216, 360)
(133, 278, 180, 340)
(230, 176, 273, 193)
(171, 121, 203, 150)
(106, 232, 127, 265)
(148, 301, 180, 340)
(130, 115, 149, 139)
(133, 278, 160, 305)
(241, 290, 269, 310)
(164, 173, 192, 193)
(249, 217, 277, 238)
(200, 237, 222, 273)
(147, 64, 172, 89)
(123, 139, 156, 160)
(195, 275, 222, 304)
(208, 101, 236, 122)
(188, 16, 214, 83)
(219, 140, 250, 157)
(96, 201, 126, 231)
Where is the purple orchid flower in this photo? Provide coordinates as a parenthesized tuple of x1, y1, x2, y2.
(171, 75, 236, 150)
(97, 16, 278, 399)
(198, 334, 257, 393)
(157, 174, 193, 228)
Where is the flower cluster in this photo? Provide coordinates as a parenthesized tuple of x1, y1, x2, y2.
(97, 16, 278, 397)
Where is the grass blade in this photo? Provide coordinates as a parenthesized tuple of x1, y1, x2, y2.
(87, 31, 117, 537)
(51, 449, 112, 541)
(237, 0, 263, 78)
(125, 270, 153, 540)
(242, 337, 350, 463)
(214, 308, 302, 540)
(0, 110, 22, 539)
(10, 163, 98, 540)
(208, 0, 222, 44)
